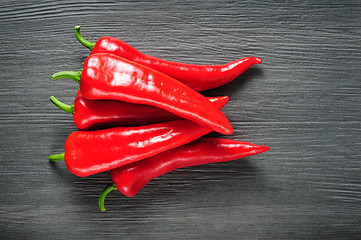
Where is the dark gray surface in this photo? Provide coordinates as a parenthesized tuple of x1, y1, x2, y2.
(0, 1, 360, 239)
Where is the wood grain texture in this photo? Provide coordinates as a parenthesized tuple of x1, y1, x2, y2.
(0, 0, 360, 239)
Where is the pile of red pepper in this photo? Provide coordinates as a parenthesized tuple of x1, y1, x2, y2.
(50, 26, 269, 211)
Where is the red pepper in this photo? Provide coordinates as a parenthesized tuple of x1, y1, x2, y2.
(74, 26, 262, 92)
(52, 53, 233, 135)
(98, 137, 270, 210)
(50, 93, 229, 130)
(48, 119, 214, 177)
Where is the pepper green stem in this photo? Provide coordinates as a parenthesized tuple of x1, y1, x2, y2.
(74, 26, 96, 50)
(52, 70, 82, 84)
(99, 182, 118, 212)
(49, 153, 65, 161)
(50, 96, 74, 114)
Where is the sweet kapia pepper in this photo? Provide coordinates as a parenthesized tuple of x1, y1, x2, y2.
(48, 119, 213, 177)
(52, 53, 233, 135)
(50, 92, 229, 130)
(98, 137, 270, 211)
(74, 26, 262, 92)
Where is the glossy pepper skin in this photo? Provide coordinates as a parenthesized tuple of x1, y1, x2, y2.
(70, 53, 233, 135)
(98, 138, 270, 210)
(75, 26, 262, 92)
(52, 119, 212, 177)
(50, 93, 229, 130)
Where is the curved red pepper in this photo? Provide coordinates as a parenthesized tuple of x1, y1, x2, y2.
(98, 138, 270, 210)
(74, 26, 262, 92)
(49, 119, 213, 177)
(52, 53, 233, 135)
(50, 93, 229, 130)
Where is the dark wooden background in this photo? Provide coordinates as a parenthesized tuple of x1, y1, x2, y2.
(0, 1, 360, 239)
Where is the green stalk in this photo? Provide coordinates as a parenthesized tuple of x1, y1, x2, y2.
(50, 96, 74, 114)
(49, 153, 65, 161)
(74, 26, 96, 50)
(51, 70, 82, 84)
(99, 183, 118, 212)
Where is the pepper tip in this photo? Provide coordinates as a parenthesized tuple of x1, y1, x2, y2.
(224, 125, 234, 135)
(254, 145, 270, 154)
